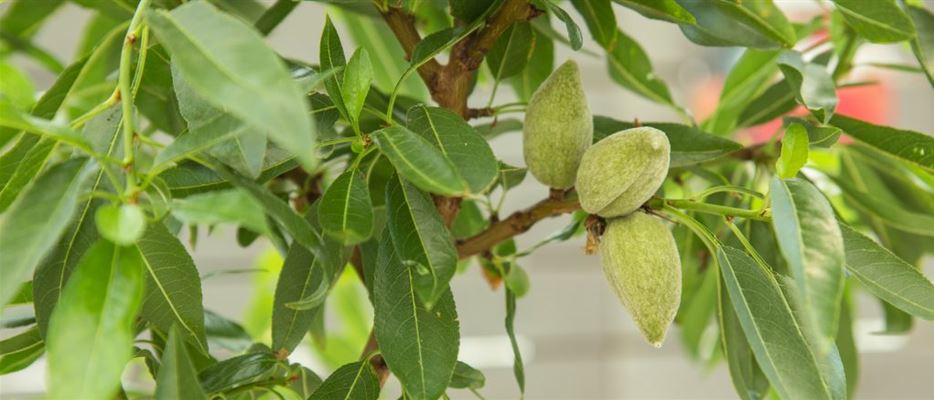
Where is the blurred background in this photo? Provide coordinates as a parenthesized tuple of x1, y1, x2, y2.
(1, 1, 933, 399)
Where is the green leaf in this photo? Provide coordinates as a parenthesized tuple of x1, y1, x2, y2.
(832, 0, 915, 43)
(486, 22, 535, 81)
(0, 158, 95, 307)
(449, 361, 486, 389)
(318, 168, 374, 245)
(320, 16, 349, 120)
(776, 51, 837, 123)
(504, 264, 530, 297)
(159, 149, 296, 198)
(162, 65, 265, 178)
(908, 5, 934, 87)
(606, 29, 675, 106)
(135, 223, 209, 355)
(839, 223, 934, 319)
(385, 174, 458, 308)
(272, 229, 339, 354)
(833, 177, 934, 237)
(836, 288, 859, 397)
(540, 0, 584, 50)
(147, 1, 317, 170)
(335, 10, 427, 99)
(720, 280, 770, 400)
(0, 327, 44, 374)
(829, 114, 934, 173)
(0, 102, 93, 151)
(155, 326, 208, 400)
(784, 117, 842, 148)
(612, 0, 695, 25)
(213, 164, 321, 250)
(406, 105, 498, 194)
(371, 125, 468, 196)
(704, 49, 780, 134)
(571, 0, 618, 49)
(717, 246, 837, 400)
(592, 117, 742, 166)
(308, 361, 380, 400)
(254, 0, 300, 36)
(95, 203, 147, 246)
(47, 240, 144, 400)
(450, 0, 495, 22)
(770, 177, 845, 352)
(776, 123, 809, 178)
(171, 188, 269, 235)
(32, 107, 123, 338)
(204, 310, 252, 353)
(0, 0, 66, 38)
(509, 28, 554, 101)
(198, 351, 279, 394)
(676, 0, 796, 48)
(0, 62, 36, 111)
(342, 47, 373, 127)
(373, 232, 459, 400)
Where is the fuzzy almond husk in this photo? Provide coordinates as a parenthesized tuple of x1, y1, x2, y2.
(576, 127, 669, 218)
(523, 60, 593, 189)
(600, 212, 681, 347)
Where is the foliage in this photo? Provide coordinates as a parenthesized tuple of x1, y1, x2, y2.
(1, 0, 933, 399)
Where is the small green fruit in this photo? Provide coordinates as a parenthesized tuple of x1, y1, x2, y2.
(576, 127, 669, 217)
(600, 212, 681, 347)
(523, 60, 593, 189)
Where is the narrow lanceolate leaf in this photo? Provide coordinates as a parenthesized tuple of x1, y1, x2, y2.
(606, 29, 675, 106)
(770, 177, 845, 353)
(213, 164, 320, 250)
(374, 233, 459, 400)
(0, 158, 94, 306)
(372, 126, 468, 196)
(33, 107, 123, 338)
(385, 175, 458, 309)
(156, 326, 207, 400)
(829, 114, 934, 172)
(449, 361, 486, 389)
(717, 246, 836, 400)
(486, 22, 535, 81)
(612, 0, 695, 25)
(406, 105, 498, 194)
(571, 0, 617, 48)
(320, 16, 348, 120)
(720, 281, 770, 400)
(47, 241, 144, 400)
(341, 47, 373, 127)
(318, 168, 374, 245)
(135, 224, 208, 355)
(704, 49, 780, 134)
(272, 231, 336, 354)
(833, 177, 934, 237)
(677, 0, 796, 48)
(162, 66, 266, 178)
(777, 51, 837, 123)
(776, 123, 809, 179)
(309, 361, 380, 400)
(907, 5, 934, 87)
(199, 352, 279, 394)
(839, 223, 934, 319)
(505, 287, 525, 395)
(541, 0, 584, 50)
(147, 1, 317, 170)
(0, 327, 44, 374)
(510, 29, 554, 101)
(592, 117, 742, 166)
(172, 189, 269, 235)
(832, 0, 916, 43)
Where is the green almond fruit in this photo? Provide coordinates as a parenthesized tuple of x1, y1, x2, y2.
(600, 212, 681, 347)
(576, 126, 669, 218)
(523, 59, 593, 189)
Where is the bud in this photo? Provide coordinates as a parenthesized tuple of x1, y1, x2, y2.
(600, 212, 681, 347)
(576, 127, 669, 217)
(523, 60, 593, 189)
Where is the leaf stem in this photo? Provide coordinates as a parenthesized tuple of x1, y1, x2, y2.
(654, 198, 771, 222)
(117, 0, 152, 199)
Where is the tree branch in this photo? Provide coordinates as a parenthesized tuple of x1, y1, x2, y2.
(456, 196, 582, 259)
(381, 7, 442, 86)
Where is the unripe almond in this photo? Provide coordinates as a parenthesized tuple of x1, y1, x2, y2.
(600, 212, 681, 347)
(523, 60, 593, 189)
(576, 127, 669, 217)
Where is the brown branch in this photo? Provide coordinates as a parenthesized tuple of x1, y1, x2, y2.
(456, 196, 581, 259)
